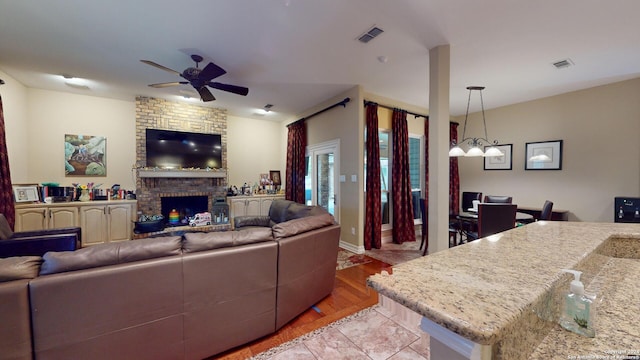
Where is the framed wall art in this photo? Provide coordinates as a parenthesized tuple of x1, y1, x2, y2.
(525, 140, 563, 170)
(65, 134, 107, 176)
(484, 144, 512, 170)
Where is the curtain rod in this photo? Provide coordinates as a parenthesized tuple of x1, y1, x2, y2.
(287, 97, 351, 128)
(363, 100, 428, 119)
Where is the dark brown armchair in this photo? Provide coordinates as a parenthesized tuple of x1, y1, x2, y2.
(0, 214, 81, 258)
(539, 200, 554, 220)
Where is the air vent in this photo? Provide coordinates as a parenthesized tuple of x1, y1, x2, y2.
(357, 26, 384, 43)
(552, 58, 574, 69)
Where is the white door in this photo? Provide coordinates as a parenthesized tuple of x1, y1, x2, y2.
(305, 140, 340, 222)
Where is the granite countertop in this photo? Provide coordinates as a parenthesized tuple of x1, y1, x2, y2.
(366, 221, 640, 357)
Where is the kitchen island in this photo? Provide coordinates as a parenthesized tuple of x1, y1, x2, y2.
(367, 221, 640, 359)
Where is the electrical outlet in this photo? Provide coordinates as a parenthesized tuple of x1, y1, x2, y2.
(351, 227, 355, 235)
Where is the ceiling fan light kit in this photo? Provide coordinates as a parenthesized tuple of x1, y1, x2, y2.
(141, 54, 249, 102)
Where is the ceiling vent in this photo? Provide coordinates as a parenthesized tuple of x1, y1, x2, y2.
(552, 58, 574, 69)
(357, 26, 384, 43)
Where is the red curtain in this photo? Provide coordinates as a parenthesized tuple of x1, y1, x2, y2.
(0, 96, 14, 229)
(450, 123, 460, 214)
(391, 109, 415, 244)
(285, 121, 307, 204)
(364, 104, 381, 250)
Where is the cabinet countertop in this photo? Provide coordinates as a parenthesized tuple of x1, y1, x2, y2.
(15, 200, 137, 208)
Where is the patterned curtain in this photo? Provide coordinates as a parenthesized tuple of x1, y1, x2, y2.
(391, 109, 415, 244)
(285, 121, 306, 204)
(364, 104, 381, 250)
(450, 123, 460, 214)
(0, 96, 14, 229)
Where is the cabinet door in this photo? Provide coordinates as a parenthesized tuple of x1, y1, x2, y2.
(245, 198, 261, 216)
(15, 208, 48, 231)
(229, 199, 247, 217)
(49, 207, 79, 229)
(260, 198, 275, 216)
(80, 206, 109, 246)
(107, 204, 132, 242)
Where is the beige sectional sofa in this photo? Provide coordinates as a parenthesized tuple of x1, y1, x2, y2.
(0, 202, 340, 360)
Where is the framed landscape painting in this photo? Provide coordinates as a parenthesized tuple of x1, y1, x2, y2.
(65, 134, 107, 176)
(525, 140, 563, 170)
(484, 144, 512, 170)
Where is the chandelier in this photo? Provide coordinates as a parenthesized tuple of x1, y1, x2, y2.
(449, 86, 503, 157)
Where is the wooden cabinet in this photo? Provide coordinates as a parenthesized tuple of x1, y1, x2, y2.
(228, 195, 284, 228)
(15, 206, 79, 231)
(15, 201, 137, 247)
(80, 203, 135, 246)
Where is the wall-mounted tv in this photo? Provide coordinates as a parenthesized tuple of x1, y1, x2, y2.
(145, 129, 222, 169)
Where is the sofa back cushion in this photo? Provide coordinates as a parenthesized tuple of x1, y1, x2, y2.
(268, 199, 296, 224)
(39, 236, 182, 275)
(182, 228, 274, 253)
(0, 256, 42, 282)
(285, 203, 329, 221)
(272, 213, 335, 239)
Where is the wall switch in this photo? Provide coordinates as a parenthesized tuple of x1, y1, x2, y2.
(351, 227, 356, 235)
(340, 175, 346, 182)
(351, 174, 357, 182)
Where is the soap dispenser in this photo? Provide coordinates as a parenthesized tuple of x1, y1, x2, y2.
(559, 269, 596, 337)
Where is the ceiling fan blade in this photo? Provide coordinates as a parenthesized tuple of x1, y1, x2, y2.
(207, 82, 249, 96)
(148, 81, 188, 88)
(197, 86, 216, 102)
(199, 62, 227, 82)
(140, 60, 181, 76)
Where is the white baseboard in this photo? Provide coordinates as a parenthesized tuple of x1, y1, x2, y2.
(339, 240, 364, 254)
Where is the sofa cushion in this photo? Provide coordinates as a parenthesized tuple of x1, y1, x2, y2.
(272, 213, 335, 239)
(0, 214, 14, 240)
(0, 256, 42, 283)
(268, 199, 295, 224)
(39, 236, 182, 275)
(285, 203, 329, 221)
(234, 216, 270, 228)
(182, 228, 274, 253)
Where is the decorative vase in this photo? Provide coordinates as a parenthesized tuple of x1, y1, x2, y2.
(168, 209, 180, 225)
(79, 189, 90, 202)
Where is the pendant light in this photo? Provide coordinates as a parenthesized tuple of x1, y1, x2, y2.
(449, 86, 503, 157)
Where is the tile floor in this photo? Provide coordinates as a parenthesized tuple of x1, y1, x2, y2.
(255, 306, 430, 360)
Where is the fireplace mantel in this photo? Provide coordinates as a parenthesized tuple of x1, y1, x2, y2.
(138, 169, 227, 179)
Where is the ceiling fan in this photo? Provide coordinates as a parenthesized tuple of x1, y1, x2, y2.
(141, 54, 249, 102)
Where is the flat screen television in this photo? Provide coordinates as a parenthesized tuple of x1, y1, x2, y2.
(145, 129, 222, 169)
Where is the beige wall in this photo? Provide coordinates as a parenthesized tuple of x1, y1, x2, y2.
(227, 114, 284, 187)
(296, 86, 363, 250)
(1, 70, 29, 183)
(458, 78, 640, 222)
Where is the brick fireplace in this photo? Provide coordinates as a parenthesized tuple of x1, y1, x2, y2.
(135, 96, 228, 217)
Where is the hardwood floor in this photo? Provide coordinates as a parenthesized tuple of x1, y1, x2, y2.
(212, 257, 393, 360)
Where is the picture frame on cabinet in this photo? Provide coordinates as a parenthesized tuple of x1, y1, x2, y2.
(13, 184, 40, 203)
(269, 170, 281, 185)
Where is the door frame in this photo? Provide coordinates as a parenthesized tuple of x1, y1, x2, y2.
(306, 139, 340, 223)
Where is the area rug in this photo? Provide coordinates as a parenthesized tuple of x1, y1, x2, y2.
(249, 305, 379, 360)
(336, 248, 372, 270)
(364, 240, 423, 266)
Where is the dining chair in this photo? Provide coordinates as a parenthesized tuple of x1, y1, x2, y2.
(483, 195, 513, 204)
(539, 200, 554, 220)
(468, 203, 517, 240)
(461, 192, 483, 211)
(450, 191, 482, 244)
(419, 198, 427, 253)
